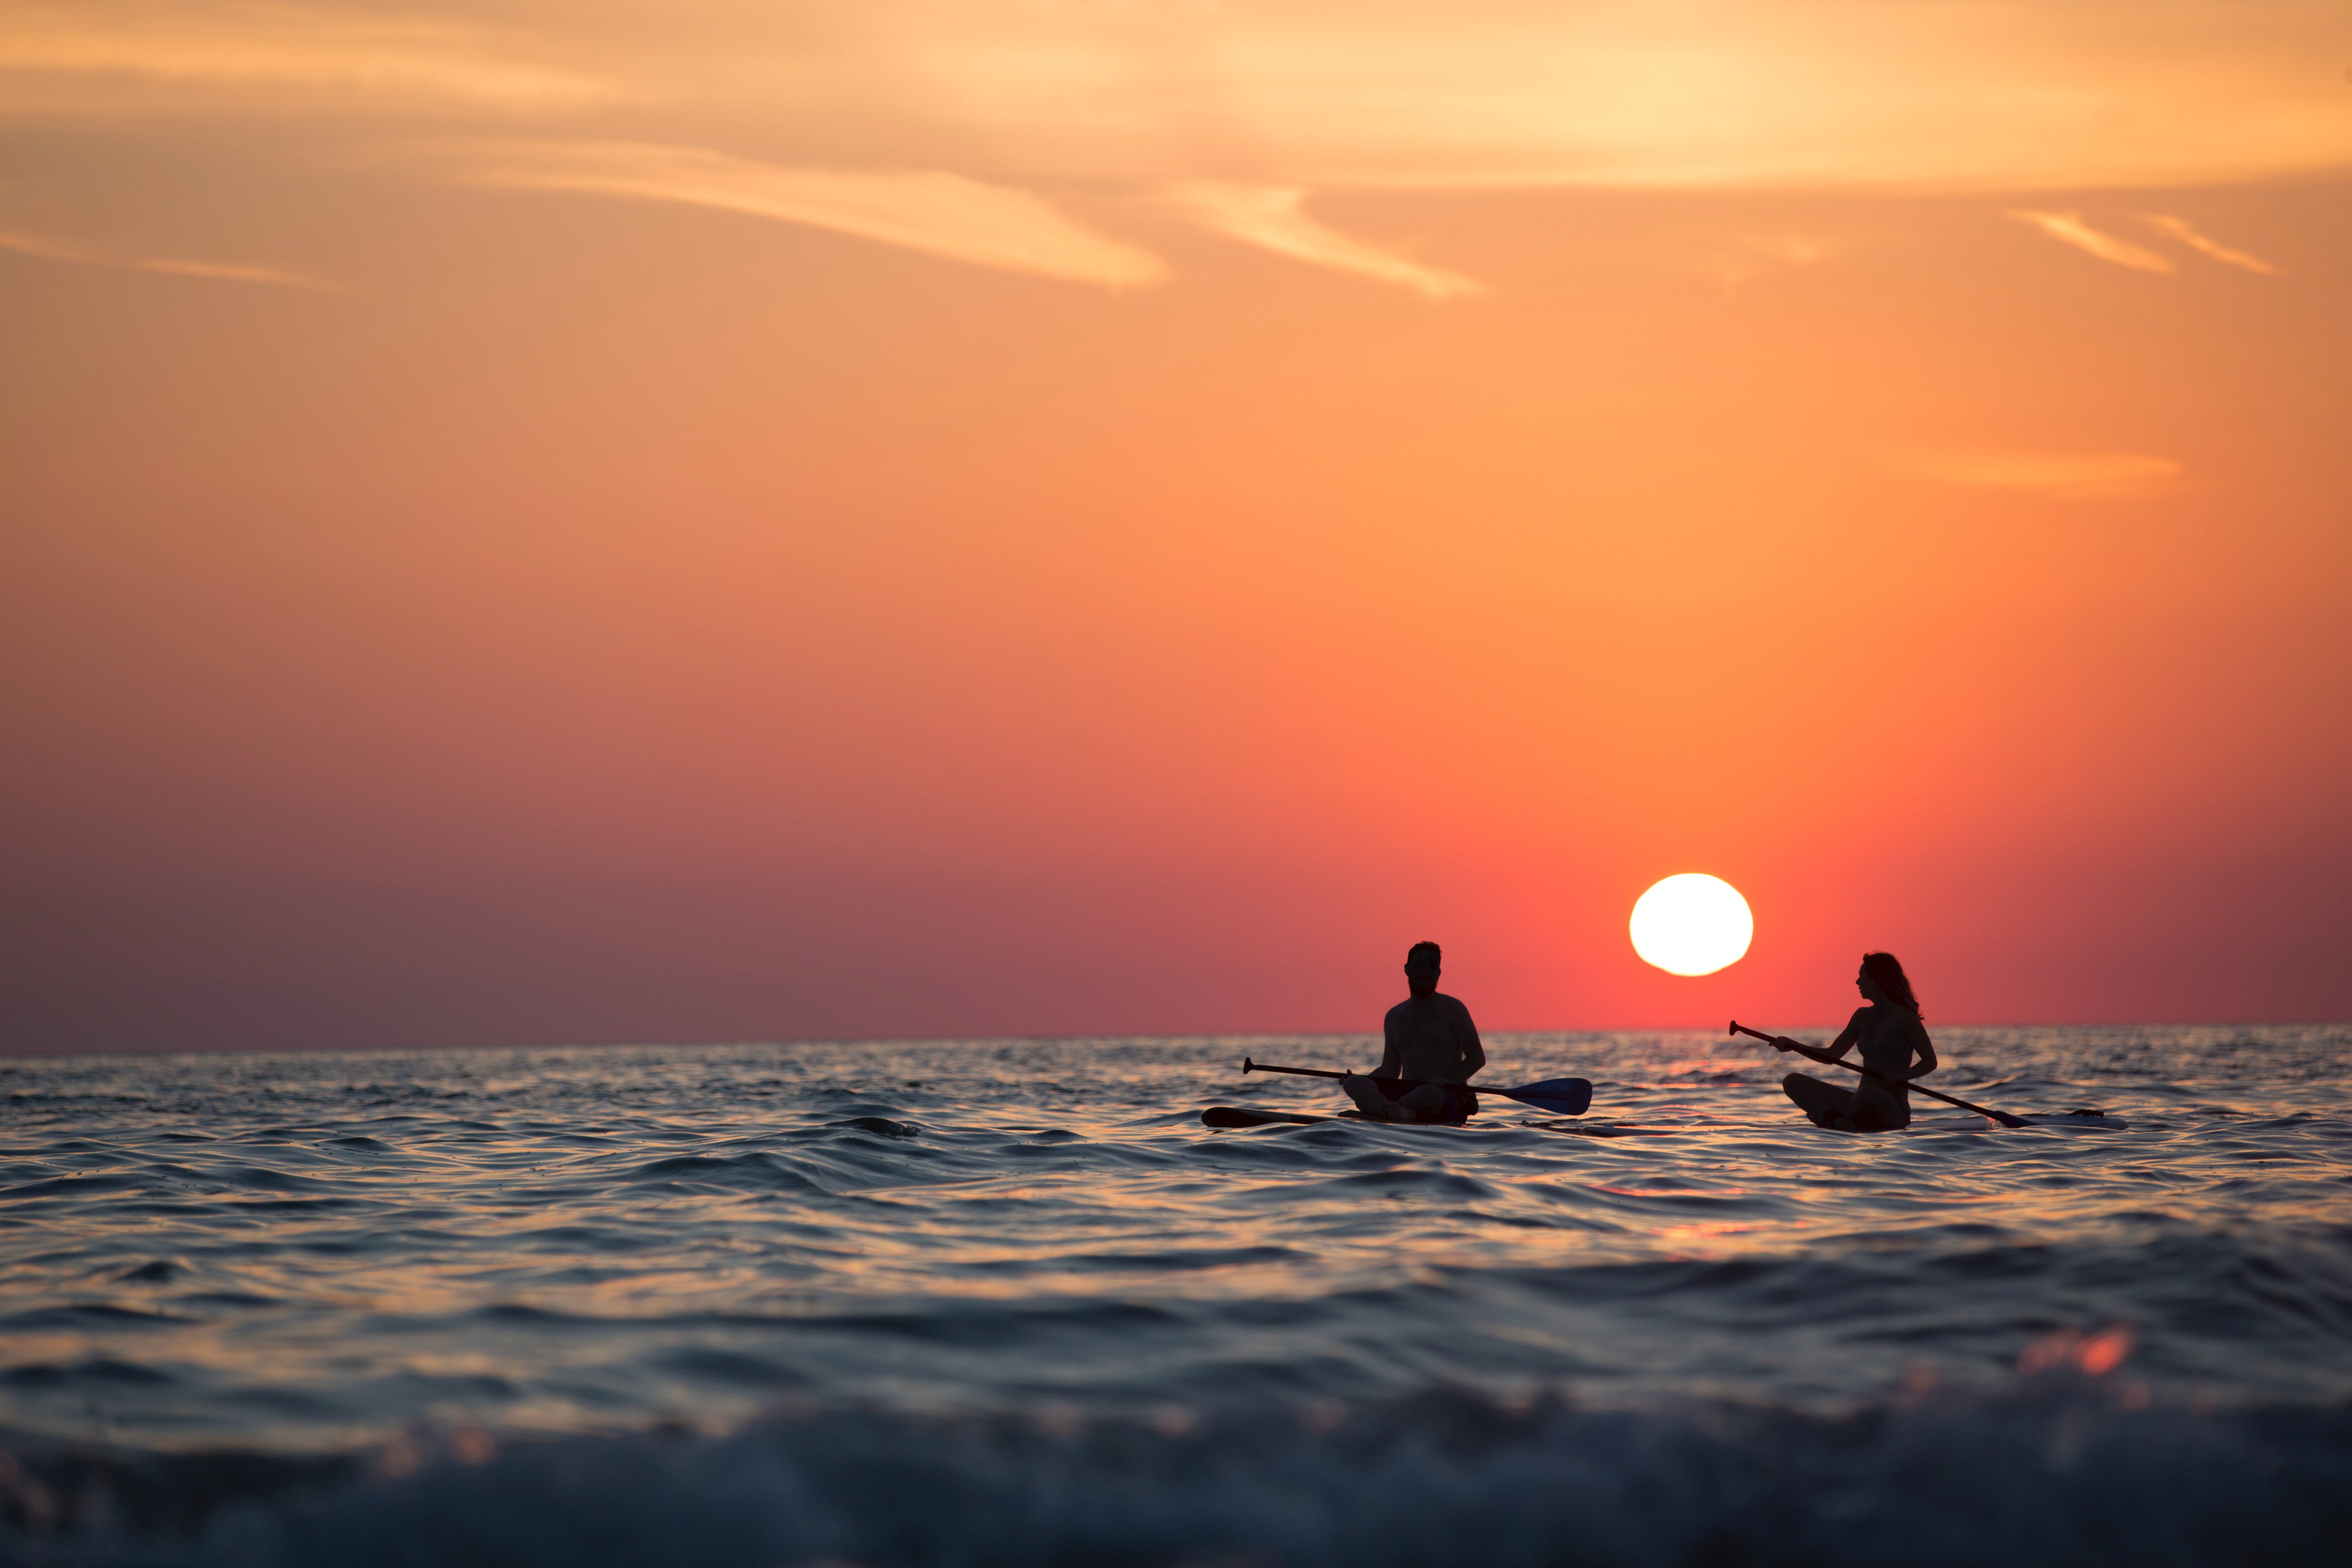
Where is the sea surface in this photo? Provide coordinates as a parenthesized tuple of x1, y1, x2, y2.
(3, 1026, 2349, 1566)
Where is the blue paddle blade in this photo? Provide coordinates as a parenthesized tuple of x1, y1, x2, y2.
(1494, 1078, 1592, 1116)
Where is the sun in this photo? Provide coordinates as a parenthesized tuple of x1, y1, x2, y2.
(1629, 874, 1754, 976)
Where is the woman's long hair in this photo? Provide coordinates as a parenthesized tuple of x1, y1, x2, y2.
(1861, 951, 1922, 1016)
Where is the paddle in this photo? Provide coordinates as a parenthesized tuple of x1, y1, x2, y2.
(1240, 1057, 1593, 1117)
(1727, 1021, 2029, 1128)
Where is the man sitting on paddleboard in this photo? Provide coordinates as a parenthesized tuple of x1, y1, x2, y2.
(1342, 942, 1486, 1124)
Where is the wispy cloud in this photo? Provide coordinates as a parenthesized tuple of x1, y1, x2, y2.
(2007, 211, 2175, 274)
(1685, 231, 1844, 291)
(1902, 448, 2183, 499)
(0, 5, 614, 111)
(1162, 184, 1483, 300)
(6, 5, 2349, 193)
(2143, 214, 2281, 275)
(450, 142, 1166, 289)
(900, 2, 2352, 192)
(1, 222, 338, 291)
(134, 257, 341, 291)
(0, 225, 91, 263)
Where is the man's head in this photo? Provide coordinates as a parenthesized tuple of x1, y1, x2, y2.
(1404, 941, 1441, 997)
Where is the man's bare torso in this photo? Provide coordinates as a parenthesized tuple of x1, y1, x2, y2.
(1381, 993, 1482, 1084)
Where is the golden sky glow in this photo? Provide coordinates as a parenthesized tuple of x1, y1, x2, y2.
(3, 3, 2348, 1049)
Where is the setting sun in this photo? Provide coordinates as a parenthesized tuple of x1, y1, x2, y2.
(1629, 875, 1755, 977)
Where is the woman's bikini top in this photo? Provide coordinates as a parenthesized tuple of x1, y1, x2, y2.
(1855, 1006, 1918, 1091)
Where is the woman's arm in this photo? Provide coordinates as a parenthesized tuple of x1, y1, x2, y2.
(1818, 1009, 1867, 1063)
(1771, 1011, 1863, 1065)
(1906, 1021, 1938, 1080)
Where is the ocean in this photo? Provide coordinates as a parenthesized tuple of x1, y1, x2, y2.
(3, 1026, 2348, 1566)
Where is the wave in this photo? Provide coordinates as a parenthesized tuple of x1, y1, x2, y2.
(4, 1388, 2348, 1567)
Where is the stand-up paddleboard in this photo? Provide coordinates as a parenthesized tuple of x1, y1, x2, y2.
(1236, 1059, 1593, 1117)
(1198, 1107, 1489, 1128)
(2011, 1109, 2129, 1130)
(1200, 1106, 1344, 1128)
(1199, 1107, 1666, 1136)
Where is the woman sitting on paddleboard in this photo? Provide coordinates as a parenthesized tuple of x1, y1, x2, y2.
(1779, 952, 1938, 1131)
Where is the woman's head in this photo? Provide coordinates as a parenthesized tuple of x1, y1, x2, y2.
(1858, 951, 1922, 1015)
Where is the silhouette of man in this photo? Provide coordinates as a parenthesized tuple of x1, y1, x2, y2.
(1342, 942, 1486, 1123)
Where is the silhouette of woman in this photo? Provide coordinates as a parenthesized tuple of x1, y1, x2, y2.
(1779, 952, 1938, 1131)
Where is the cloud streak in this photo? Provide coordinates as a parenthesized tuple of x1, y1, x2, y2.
(133, 257, 341, 290)
(1163, 184, 1482, 299)
(13, 5, 2344, 192)
(0, 225, 91, 263)
(901, 1, 2352, 192)
(2007, 211, 2174, 274)
(1684, 231, 1845, 291)
(0, 223, 338, 291)
(0, 4, 614, 111)
(451, 142, 1167, 288)
(2144, 214, 2281, 275)
(1903, 448, 2183, 499)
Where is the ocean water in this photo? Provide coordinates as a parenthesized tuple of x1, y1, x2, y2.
(3, 1026, 2348, 1566)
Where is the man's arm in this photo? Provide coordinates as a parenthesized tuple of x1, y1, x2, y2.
(1455, 1000, 1486, 1081)
(1374, 1008, 1405, 1078)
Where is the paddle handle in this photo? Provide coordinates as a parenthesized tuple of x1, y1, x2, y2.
(1728, 1021, 2027, 1128)
(1241, 1058, 1463, 1093)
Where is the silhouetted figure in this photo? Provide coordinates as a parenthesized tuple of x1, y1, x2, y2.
(1779, 952, 1938, 1131)
(1342, 942, 1486, 1123)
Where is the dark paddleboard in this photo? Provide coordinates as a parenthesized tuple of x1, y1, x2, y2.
(1207, 1107, 1505, 1128)
(1201, 1107, 1658, 1140)
(1199, 1107, 1535, 1129)
(1201, 1106, 1335, 1127)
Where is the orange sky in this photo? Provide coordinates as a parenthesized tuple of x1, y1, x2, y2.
(4, 3, 2349, 1051)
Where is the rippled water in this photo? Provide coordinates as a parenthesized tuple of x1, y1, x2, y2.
(4, 1027, 2349, 1566)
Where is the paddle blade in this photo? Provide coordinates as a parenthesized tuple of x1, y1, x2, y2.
(1493, 1078, 1592, 1116)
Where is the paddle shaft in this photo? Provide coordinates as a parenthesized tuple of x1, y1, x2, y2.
(1728, 1021, 2027, 1128)
(1242, 1058, 1465, 1092)
(1240, 1058, 1591, 1116)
